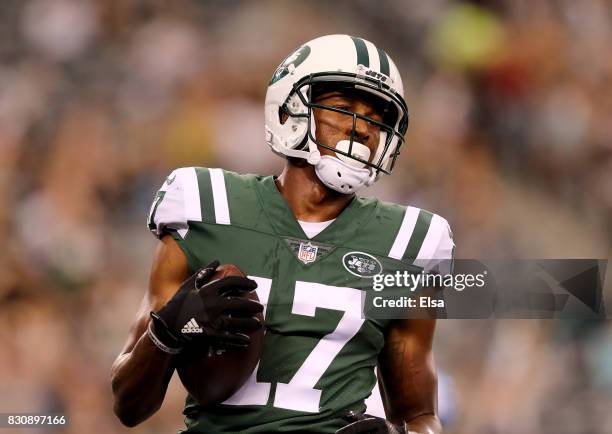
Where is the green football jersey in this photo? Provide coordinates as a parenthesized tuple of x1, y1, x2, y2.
(147, 167, 454, 434)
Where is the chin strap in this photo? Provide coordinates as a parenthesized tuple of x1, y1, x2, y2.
(315, 155, 375, 194)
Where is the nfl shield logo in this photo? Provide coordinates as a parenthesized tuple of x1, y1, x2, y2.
(298, 242, 318, 264)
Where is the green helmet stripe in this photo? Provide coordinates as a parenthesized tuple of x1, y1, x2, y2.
(350, 36, 370, 67)
(377, 47, 390, 76)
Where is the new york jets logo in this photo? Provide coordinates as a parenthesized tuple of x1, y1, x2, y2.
(269, 45, 311, 84)
(342, 252, 382, 278)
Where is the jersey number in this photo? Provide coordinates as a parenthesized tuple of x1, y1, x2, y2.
(222, 277, 364, 412)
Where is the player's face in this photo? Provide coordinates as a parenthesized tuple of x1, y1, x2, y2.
(312, 89, 385, 162)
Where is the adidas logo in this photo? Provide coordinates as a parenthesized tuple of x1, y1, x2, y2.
(181, 318, 203, 334)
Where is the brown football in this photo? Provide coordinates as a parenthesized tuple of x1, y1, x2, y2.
(175, 264, 264, 407)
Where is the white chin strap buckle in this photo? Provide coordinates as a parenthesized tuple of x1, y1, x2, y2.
(311, 140, 375, 194)
(307, 150, 321, 165)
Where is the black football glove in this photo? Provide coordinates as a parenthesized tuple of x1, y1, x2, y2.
(148, 260, 263, 354)
(336, 412, 405, 434)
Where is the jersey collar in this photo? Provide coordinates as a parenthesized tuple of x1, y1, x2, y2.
(255, 175, 377, 244)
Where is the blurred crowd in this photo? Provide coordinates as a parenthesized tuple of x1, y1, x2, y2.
(0, 0, 611, 433)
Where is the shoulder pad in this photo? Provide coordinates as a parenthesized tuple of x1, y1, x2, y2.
(147, 167, 202, 239)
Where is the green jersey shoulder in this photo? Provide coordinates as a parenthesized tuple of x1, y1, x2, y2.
(147, 166, 454, 273)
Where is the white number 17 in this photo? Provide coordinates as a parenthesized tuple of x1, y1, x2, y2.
(222, 278, 365, 413)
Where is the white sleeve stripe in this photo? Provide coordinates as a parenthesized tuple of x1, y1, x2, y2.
(210, 168, 231, 225)
(416, 214, 446, 261)
(388, 206, 420, 260)
(181, 167, 202, 222)
(413, 214, 454, 272)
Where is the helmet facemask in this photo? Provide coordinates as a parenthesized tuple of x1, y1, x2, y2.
(281, 73, 409, 186)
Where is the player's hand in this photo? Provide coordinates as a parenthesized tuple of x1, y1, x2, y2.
(336, 412, 405, 434)
(148, 261, 263, 354)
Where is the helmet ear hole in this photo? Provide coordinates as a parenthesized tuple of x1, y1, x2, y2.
(279, 107, 288, 124)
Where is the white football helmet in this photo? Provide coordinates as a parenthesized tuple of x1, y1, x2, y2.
(265, 34, 409, 194)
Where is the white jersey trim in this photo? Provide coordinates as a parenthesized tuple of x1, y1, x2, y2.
(388, 206, 420, 260)
(416, 214, 446, 261)
(148, 167, 202, 239)
(210, 168, 231, 225)
(297, 219, 335, 239)
(181, 167, 202, 224)
(415, 214, 454, 273)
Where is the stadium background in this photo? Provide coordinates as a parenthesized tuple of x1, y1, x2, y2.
(0, 0, 611, 432)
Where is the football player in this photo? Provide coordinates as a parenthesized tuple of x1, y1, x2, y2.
(112, 34, 454, 433)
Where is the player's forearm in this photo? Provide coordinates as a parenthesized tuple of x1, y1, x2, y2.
(403, 413, 442, 434)
(111, 330, 175, 427)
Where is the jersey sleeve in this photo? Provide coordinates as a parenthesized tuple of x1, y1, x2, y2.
(385, 205, 455, 275)
(415, 214, 455, 275)
(147, 167, 202, 239)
